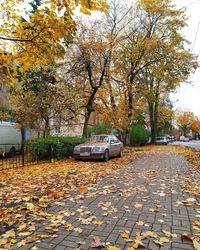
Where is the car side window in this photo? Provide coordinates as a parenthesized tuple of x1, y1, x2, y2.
(113, 136, 119, 143)
(102, 136, 109, 143)
(110, 136, 115, 144)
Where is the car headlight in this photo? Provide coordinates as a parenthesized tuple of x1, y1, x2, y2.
(92, 147, 104, 152)
(73, 146, 80, 153)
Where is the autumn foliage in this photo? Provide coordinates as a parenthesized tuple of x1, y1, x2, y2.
(0, 0, 198, 139)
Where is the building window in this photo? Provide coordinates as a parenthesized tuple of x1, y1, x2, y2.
(55, 127, 61, 134)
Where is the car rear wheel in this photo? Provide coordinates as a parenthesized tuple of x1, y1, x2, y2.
(103, 149, 109, 162)
(9, 147, 16, 157)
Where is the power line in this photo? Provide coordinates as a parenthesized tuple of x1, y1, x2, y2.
(191, 20, 200, 52)
(185, 0, 200, 8)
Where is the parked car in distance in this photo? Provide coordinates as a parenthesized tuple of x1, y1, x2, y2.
(166, 136, 175, 143)
(180, 136, 190, 142)
(0, 121, 22, 157)
(155, 137, 168, 145)
(73, 134, 123, 162)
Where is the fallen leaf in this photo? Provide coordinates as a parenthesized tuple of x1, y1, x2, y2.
(54, 201, 65, 206)
(74, 227, 83, 233)
(63, 223, 74, 231)
(134, 203, 143, 208)
(26, 203, 35, 211)
(90, 236, 105, 248)
(193, 238, 200, 250)
(79, 187, 87, 193)
(93, 220, 104, 225)
(3, 229, 15, 238)
(120, 231, 134, 242)
(149, 208, 159, 212)
(142, 231, 158, 239)
(163, 230, 177, 238)
(31, 246, 38, 250)
(181, 233, 193, 241)
(78, 240, 86, 245)
(107, 246, 120, 250)
(136, 221, 144, 226)
(0, 239, 7, 245)
(17, 239, 27, 247)
(153, 237, 170, 246)
(18, 223, 27, 232)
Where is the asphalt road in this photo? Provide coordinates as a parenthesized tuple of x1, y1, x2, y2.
(172, 140, 200, 150)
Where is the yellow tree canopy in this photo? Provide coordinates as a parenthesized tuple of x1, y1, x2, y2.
(191, 119, 200, 133)
(176, 110, 196, 136)
(0, 0, 108, 78)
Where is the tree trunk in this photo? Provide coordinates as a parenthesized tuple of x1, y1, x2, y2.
(149, 102, 158, 144)
(82, 112, 91, 136)
(106, 52, 117, 112)
(21, 127, 26, 145)
(44, 118, 50, 138)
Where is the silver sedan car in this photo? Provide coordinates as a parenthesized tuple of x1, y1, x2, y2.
(73, 135, 123, 161)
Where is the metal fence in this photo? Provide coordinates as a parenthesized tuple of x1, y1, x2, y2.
(0, 144, 53, 170)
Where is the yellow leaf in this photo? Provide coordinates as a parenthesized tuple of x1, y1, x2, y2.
(17, 239, 26, 247)
(136, 221, 144, 226)
(149, 208, 159, 212)
(193, 238, 200, 250)
(93, 220, 104, 225)
(18, 223, 27, 232)
(26, 203, 35, 210)
(0, 239, 7, 245)
(18, 232, 32, 237)
(142, 231, 158, 238)
(194, 221, 200, 227)
(120, 231, 134, 242)
(163, 230, 177, 238)
(134, 203, 143, 208)
(3, 229, 15, 238)
(107, 246, 121, 250)
(153, 237, 170, 246)
(29, 225, 36, 232)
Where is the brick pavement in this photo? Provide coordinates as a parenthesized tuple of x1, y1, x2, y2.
(14, 153, 200, 250)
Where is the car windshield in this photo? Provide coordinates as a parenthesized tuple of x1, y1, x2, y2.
(156, 137, 164, 140)
(90, 135, 109, 143)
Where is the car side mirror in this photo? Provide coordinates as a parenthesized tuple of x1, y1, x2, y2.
(110, 140, 115, 144)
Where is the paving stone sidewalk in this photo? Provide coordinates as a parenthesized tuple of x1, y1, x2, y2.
(15, 154, 200, 250)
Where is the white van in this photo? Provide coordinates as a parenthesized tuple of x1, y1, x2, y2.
(155, 136, 168, 145)
(0, 121, 22, 156)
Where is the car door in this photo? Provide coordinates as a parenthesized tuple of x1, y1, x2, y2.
(109, 136, 116, 156)
(110, 136, 121, 156)
(113, 136, 122, 156)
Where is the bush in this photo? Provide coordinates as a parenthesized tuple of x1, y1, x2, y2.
(27, 136, 86, 160)
(130, 124, 150, 146)
(86, 124, 112, 137)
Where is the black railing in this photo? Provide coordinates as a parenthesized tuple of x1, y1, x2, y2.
(0, 144, 53, 170)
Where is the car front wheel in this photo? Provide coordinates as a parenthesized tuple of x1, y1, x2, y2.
(103, 149, 109, 162)
(118, 148, 123, 158)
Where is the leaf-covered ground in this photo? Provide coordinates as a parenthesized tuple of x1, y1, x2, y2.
(0, 145, 200, 249)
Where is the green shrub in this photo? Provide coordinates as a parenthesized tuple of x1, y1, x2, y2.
(130, 124, 150, 146)
(27, 136, 86, 160)
(86, 124, 111, 137)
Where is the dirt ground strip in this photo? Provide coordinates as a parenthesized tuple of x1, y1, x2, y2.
(0, 146, 200, 250)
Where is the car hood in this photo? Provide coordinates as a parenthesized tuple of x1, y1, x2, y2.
(76, 142, 108, 148)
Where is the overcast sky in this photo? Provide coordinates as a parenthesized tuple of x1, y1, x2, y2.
(171, 0, 200, 116)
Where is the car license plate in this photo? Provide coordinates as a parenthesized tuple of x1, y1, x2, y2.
(80, 152, 90, 156)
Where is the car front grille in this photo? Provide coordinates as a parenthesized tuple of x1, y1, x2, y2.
(80, 147, 92, 153)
